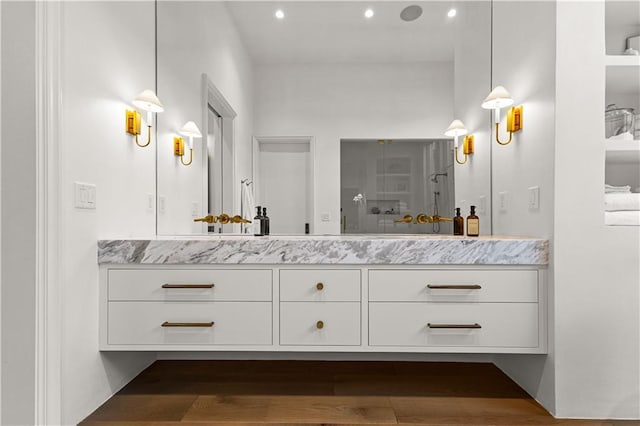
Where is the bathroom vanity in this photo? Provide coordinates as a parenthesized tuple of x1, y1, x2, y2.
(98, 235, 548, 354)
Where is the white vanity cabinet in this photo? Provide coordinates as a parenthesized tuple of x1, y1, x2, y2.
(100, 264, 546, 354)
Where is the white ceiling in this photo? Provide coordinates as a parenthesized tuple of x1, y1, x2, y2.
(224, 1, 458, 64)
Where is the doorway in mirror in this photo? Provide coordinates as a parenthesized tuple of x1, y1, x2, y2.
(254, 136, 315, 235)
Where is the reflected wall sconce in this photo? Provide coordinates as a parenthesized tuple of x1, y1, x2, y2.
(481, 85, 523, 146)
(445, 119, 474, 165)
(125, 90, 164, 147)
(174, 121, 202, 166)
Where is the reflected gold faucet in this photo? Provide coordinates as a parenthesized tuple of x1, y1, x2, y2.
(194, 214, 251, 224)
(414, 213, 452, 224)
(394, 215, 414, 224)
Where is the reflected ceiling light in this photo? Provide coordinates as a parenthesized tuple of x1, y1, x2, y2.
(364, 8, 374, 18)
(444, 119, 474, 165)
(174, 121, 202, 166)
(400, 5, 423, 22)
(481, 86, 524, 146)
(125, 89, 164, 147)
(275, 9, 285, 19)
(447, 8, 457, 18)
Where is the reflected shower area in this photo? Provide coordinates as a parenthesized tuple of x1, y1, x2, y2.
(340, 139, 454, 234)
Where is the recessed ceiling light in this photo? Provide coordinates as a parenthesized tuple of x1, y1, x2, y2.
(364, 8, 374, 18)
(275, 9, 285, 19)
(447, 8, 457, 18)
(400, 5, 423, 22)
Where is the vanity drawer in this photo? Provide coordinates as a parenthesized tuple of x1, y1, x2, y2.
(369, 302, 538, 348)
(368, 270, 537, 303)
(280, 302, 361, 346)
(108, 269, 272, 301)
(108, 301, 272, 345)
(279, 269, 360, 302)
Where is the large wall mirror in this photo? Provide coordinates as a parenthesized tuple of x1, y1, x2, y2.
(156, 1, 493, 236)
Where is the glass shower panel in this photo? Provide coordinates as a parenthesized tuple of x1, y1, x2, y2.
(340, 139, 454, 234)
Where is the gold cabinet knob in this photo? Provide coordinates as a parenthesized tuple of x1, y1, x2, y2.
(316, 282, 324, 290)
(316, 320, 324, 329)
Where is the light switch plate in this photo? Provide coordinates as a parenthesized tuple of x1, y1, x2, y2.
(191, 201, 199, 217)
(158, 196, 166, 214)
(74, 182, 96, 209)
(528, 186, 540, 210)
(146, 193, 154, 213)
(478, 195, 487, 214)
(498, 191, 508, 212)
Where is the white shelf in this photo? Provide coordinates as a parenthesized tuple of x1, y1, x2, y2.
(605, 138, 640, 163)
(605, 55, 640, 67)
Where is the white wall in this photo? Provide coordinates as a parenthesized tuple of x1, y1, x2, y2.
(59, 2, 157, 424)
(494, 1, 640, 420)
(156, 1, 254, 235)
(1, 2, 37, 424)
(552, 1, 639, 418)
(253, 62, 453, 234)
(452, 1, 493, 235)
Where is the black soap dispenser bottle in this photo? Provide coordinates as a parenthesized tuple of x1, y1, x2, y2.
(253, 206, 263, 236)
(262, 207, 270, 236)
(453, 208, 464, 236)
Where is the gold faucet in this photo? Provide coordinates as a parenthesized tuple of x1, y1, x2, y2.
(414, 213, 452, 224)
(394, 214, 414, 224)
(194, 214, 252, 224)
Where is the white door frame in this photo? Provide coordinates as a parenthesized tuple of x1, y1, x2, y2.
(200, 74, 237, 232)
(252, 136, 316, 234)
(34, 1, 62, 424)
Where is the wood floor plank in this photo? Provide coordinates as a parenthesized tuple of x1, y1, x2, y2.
(182, 395, 398, 424)
(80, 395, 198, 422)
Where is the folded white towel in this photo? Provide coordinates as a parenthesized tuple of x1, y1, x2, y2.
(605, 210, 640, 226)
(607, 132, 634, 141)
(605, 184, 632, 193)
(605, 193, 640, 211)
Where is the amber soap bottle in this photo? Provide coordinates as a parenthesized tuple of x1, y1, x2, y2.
(453, 207, 464, 236)
(466, 205, 479, 237)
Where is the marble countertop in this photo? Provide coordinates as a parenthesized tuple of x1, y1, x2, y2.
(98, 235, 549, 265)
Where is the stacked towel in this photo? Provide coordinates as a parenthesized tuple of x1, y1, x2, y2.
(605, 211, 640, 226)
(605, 184, 631, 193)
(605, 193, 640, 211)
(605, 184, 640, 226)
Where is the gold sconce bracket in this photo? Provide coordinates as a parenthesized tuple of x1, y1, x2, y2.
(496, 106, 524, 146)
(455, 135, 475, 165)
(126, 110, 141, 135)
(174, 137, 193, 166)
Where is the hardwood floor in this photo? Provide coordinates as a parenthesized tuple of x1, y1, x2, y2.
(80, 361, 636, 425)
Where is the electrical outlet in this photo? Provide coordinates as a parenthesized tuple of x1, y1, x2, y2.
(498, 191, 508, 212)
(528, 186, 540, 210)
(321, 212, 331, 222)
(158, 196, 166, 214)
(191, 201, 199, 217)
(478, 196, 487, 214)
(74, 182, 96, 209)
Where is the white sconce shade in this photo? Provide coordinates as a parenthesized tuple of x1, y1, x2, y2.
(481, 86, 514, 110)
(444, 119, 468, 137)
(179, 121, 202, 138)
(132, 90, 164, 113)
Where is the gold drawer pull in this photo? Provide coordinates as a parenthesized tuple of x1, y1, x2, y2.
(316, 320, 324, 329)
(427, 284, 481, 290)
(161, 321, 214, 327)
(427, 323, 481, 329)
(316, 282, 324, 290)
(162, 283, 215, 289)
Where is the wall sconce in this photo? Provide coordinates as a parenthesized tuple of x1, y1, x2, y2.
(174, 121, 202, 166)
(125, 90, 164, 147)
(445, 119, 474, 165)
(481, 85, 523, 146)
